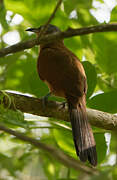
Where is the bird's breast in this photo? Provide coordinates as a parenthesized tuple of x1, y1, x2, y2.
(37, 45, 86, 99)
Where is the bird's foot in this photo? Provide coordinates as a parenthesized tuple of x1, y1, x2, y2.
(59, 101, 67, 110)
(41, 92, 52, 108)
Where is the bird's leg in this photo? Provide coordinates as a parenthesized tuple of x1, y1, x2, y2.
(41, 92, 52, 108)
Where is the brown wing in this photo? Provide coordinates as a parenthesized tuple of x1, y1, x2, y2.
(38, 46, 87, 99)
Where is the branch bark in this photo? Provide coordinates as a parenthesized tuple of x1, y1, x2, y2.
(0, 123, 99, 175)
(0, 23, 117, 57)
(1, 91, 117, 131)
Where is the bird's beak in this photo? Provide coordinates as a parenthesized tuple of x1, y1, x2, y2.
(25, 28, 40, 33)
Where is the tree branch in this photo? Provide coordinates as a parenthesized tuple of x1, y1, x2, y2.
(0, 23, 117, 57)
(1, 91, 117, 131)
(0, 123, 99, 175)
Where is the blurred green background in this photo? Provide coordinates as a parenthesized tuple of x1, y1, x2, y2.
(0, 0, 117, 179)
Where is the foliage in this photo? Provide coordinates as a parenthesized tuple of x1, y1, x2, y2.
(0, 0, 117, 179)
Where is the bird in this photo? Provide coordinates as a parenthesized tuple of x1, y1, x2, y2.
(26, 24, 97, 166)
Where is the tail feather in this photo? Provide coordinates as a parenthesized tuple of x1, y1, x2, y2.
(68, 102, 97, 166)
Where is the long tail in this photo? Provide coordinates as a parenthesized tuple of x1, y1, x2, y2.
(68, 97, 97, 166)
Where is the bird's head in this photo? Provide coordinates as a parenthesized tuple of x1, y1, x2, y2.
(26, 24, 61, 35)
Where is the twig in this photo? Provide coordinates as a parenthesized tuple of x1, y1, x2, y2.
(0, 23, 117, 57)
(0, 123, 99, 175)
(1, 91, 117, 131)
(39, 0, 63, 37)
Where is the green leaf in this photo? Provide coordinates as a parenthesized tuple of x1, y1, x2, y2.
(110, 6, 117, 22)
(64, 0, 78, 15)
(3, 53, 36, 93)
(87, 90, 117, 113)
(112, 166, 117, 180)
(64, 36, 83, 59)
(0, 0, 8, 29)
(82, 61, 97, 98)
(4, 0, 56, 25)
(64, 0, 92, 15)
(52, 10, 71, 30)
(92, 33, 117, 74)
(53, 128, 76, 158)
(94, 133, 107, 164)
(77, 8, 98, 26)
(0, 153, 16, 176)
(0, 105, 28, 128)
(110, 133, 117, 153)
(28, 70, 49, 98)
(77, 0, 93, 8)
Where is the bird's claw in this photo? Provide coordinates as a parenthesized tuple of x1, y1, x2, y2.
(59, 101, 67, 110)
(41, 92, 52, 108)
